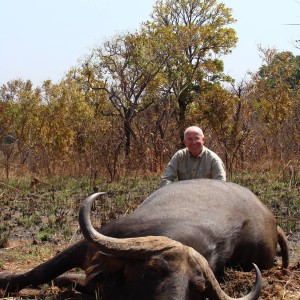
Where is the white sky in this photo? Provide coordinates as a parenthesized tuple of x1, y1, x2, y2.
(1, 0, 299, 87)
(222, 0, 300, 82)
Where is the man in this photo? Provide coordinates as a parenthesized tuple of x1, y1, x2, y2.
(160, 126, 226, 186)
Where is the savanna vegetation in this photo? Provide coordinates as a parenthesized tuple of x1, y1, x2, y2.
(1, 0, 299, 182)
(0, 0, 299, 299)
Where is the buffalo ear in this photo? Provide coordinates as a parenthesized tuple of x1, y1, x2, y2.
(86, 253, 126, 282)
(101, 255, 126, 273)
(145, 256, 169, 276)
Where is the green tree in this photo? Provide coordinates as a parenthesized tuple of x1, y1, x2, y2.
(249, 47, 300, 160)
(0, 79, 42, 177)
(64, 68, 126, 180)
(252, 48, 299, 129)
(147, 0, 238, 139)
(258, 49, 300, 91)
(39, 77, 97, 174)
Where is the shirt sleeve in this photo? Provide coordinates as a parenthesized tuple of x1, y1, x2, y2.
(160, 153, 180, 186)
(211, 158, 226, 181)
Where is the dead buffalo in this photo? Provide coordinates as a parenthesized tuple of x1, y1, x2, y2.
(0, 179, 289, 299)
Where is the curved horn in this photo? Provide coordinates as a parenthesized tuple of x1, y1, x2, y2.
(79, 193, 179, 259)
(190, 247, 262, 300)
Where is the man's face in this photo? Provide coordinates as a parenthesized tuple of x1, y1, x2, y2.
(184, 130, 205, 157)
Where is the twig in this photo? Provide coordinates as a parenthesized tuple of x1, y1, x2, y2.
(68, 226, 80, 246)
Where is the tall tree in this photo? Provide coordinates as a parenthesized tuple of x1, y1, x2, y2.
(252, 48, 299, 128)
(84, 32, 169, 158)
(249, 47, 300, 160)
(0, 79, 42, 174)
(147, 0, 238, 139)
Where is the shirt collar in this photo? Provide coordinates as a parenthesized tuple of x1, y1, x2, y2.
(187, 146, 206, 159)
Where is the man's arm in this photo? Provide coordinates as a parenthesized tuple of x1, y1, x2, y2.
(211, 158, 226, 181)
(160, 154, 179, 186)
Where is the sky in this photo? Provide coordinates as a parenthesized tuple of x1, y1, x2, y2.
(1, 0, 299, 87)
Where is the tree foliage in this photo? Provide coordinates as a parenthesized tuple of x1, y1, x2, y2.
(147, 0, 237, 138)
(83, 31, 169, 158)
(248, 48, 300, 161)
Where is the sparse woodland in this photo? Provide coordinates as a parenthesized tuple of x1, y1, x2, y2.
(1, 1, 300, 182)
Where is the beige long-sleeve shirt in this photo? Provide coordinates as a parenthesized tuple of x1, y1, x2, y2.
(160, 146, 226, 186)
